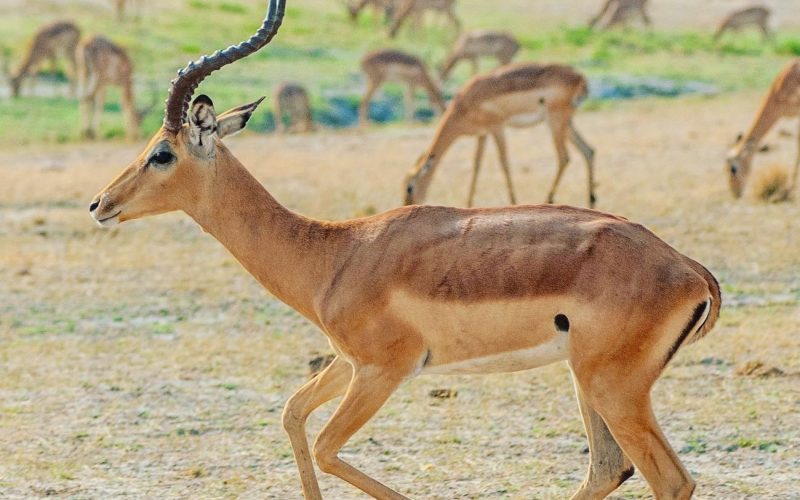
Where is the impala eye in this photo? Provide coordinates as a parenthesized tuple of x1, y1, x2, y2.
(149, 150, 175, 167)
(729, 164, 738, 175)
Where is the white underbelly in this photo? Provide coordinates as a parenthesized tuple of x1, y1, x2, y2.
(422, 333, 568, 374)
(389, 289, 577, 376)
(506, 111, 545, 128)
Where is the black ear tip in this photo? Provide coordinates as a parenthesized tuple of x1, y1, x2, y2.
(253, 96, 266, 107)
(193, 94, 214, 106)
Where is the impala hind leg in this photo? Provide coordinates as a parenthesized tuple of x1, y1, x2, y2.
(791, 119, 800, 192)
(568, 122, 596, 207)
(573, 361, 695, 499)
(283, 356, 353, 500)
(313, 364, 412, 499)
(545, 111, 571, 205)
(569, 370, 634, 500)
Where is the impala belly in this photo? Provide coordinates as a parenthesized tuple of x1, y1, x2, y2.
(390, 289, 572, 375)
(384, 64, 421, 82)
(479, 88, 559, 124)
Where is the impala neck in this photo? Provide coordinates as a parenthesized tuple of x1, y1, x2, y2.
(184, 149, 340, 324)
(735, 90, 781, 159)
(421, 110, 465, 170)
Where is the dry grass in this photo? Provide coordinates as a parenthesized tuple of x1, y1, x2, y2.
(750, 164, 794, 203)
(0, 94, 799, 498)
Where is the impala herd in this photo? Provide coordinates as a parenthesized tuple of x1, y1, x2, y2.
(4, 0, 797, 498)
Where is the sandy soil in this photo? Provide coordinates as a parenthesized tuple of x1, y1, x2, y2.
(0, 93, 799, 499)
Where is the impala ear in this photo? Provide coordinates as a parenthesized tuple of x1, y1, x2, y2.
(189, 94, 217, 154)
(217, 96, 265, 138)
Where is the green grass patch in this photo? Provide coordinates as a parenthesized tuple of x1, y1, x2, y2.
(0, 2, 792, 146)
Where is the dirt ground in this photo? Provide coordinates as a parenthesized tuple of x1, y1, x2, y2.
(0, 92, 799, 499)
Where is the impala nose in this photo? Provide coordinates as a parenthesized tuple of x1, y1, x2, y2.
(89, 199, 100, 212)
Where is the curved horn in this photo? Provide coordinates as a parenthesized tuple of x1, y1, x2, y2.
(163, 0, 286, 133)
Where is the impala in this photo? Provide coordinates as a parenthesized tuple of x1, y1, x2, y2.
(90, 1, 721, 498)
(8, 20, 80, 98)
(388, 0, 460, 38)
(76, 35, 149, 140)
(273, 81, 314, 133)
(405, 62, 596, 208)
(588, 0, 651, 30)
(713, 5, 771, 42)
(727, 59, 800, 198)
(439, 29, 520, 81)
(345, 0, 395, 25)
(360, 48, 445, 124)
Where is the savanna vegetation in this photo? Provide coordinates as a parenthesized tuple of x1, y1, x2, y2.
(0, 0, 798, 498)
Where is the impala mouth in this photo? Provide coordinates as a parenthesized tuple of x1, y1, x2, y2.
(94, 210, 122, 227)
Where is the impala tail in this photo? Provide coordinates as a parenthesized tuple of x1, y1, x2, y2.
(573, 78, 589, 108)
(686, 261, 722, 345)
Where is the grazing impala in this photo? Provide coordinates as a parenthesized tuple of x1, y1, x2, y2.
(713, 5, 771, 42)
(588, 0, 651, 30)
(405, 63, 596, 208)
(388, 0, 460, 38)
(273, 81, 314, 133)
(726, 59, 800, 198)
(76, 35, 146, 140)
(90, 1, 721, 498)
(439, 30, 520, 81)
(345, 0, 395, 25)
(9, 20, 80, 98)
(360, 48, 445, 124)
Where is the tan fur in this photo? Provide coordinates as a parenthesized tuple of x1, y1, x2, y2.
(91, 122, 721, 500)
(76, 36, 141, 141)
(439, 30, 520, 81)
(588, 0, 651, 30)
(726, 59, 800, 198)
(388, 0, 460, 38)
(9, 21, 80, 98)
(114, 0, 145, 20)
(346, 0, 395, 24)
(714, 5, 771, 41)
(405, 62, 596, 208)
(90, 7, 722, 498)
(359, 48, 445, 124)
(273, 82, 314, 134)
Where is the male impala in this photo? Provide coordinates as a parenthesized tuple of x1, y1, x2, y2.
(388, 0, 460, 38)
(588, 0, 651, 30)
(91, 1, 721, 498)
(9, 20, 80, 98)
(439, 30, 519, 81)
(713, 5, 771, 42)
(360, 48, 445, 124)
(76, 35, 147, 140)
(405, 62, 596, 208)
(726, 59, 800, 198)
(273, 81, 314, 133)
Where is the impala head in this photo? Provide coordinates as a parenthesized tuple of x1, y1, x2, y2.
(404, 154, 437, 205)
(89, 0, 285, 227)
(726, 134, 754, 199)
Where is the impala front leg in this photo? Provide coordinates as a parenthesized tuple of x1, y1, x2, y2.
(313, 363, 414, 499)
(490, 126, 516, 205)
(283, 356, 353, 500)
(467, 134, 488, 207)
